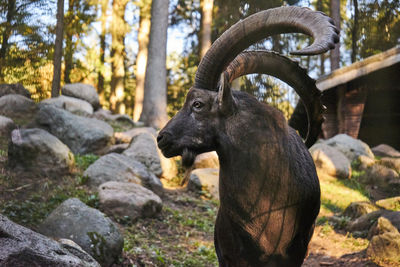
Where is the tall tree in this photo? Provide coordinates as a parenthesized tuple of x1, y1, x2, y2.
(133, 0, 151, 121)
(63, 0, 96, 84)
(199, 0, 213, 59)
(0, 0, 16, 81)
(330, 0, 340, 71)
(351, 0, 359, 63)
(109, 0, 129, 113)
(51, 0, 65, 97)
(98, 0, 109, 103)
(139, 0, 169, 128)
(0, 0, 48, 82)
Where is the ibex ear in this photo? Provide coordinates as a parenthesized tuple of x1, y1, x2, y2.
(217, 72, 236, 115)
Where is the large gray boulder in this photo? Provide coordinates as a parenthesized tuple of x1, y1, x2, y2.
(0, 94, 37, 117)
(188, 168, 220, 199)
(42, 95, 94, 115)
(0, 115, 15, 136)
(36, 104, 113, 154)
(84, 153, 163, 196)
(62, 83, 100, 110)
(342, 201, 379, 220)
(323, 134, 374, 161)
(379, 157, 400, 173)
(0, 83, 30, 98)
(123, 132, 177, 179)
(114, 126, 157, 144)
(99, 181, 162, 220)
(93, 109, 135, 128)
(347, 210, 400, 233)
(8, 128, 75, 175)
(360, 164, 399, 187)
(372, 144, 400, 158)
(0, 214, 100, 267)
(366, 218, 400, 263)
(309, 143, 351, 179)
(38, 198, 123, 267)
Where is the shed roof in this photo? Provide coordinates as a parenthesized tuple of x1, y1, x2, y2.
(316, 46, 400, 91)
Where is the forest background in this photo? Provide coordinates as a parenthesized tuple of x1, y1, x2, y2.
(0, 0, 399, 129)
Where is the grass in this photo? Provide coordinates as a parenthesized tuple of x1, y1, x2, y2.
(121, 193, 219, 266)
(319, 175, 369, 216)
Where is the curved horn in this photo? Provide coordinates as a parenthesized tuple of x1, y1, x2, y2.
(194, 6, 339, 91)
(224, 51, 324, 148)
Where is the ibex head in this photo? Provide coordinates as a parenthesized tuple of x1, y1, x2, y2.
(157, 72, 234, 167)
(158, 6, 339, 166)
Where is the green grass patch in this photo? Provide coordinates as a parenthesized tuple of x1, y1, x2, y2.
(0, 176, 98, 228)
(319, 176, 369, 215)
(75, 154, 99, 171)
(123, 194, 218, 266)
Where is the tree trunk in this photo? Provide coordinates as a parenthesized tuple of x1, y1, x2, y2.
(330, 0, 340, 71)
(133, 0, 151, 121)
(0, 0, 16, 82)
(51, 0, 65, 98)
(199, 0, 213, 59)
(98, 0, 108, 104)
(351, 0, 358, 63)
(110, 0, 128, 113)
(63, 0, 75, 84)
(139, 0, 169, 128)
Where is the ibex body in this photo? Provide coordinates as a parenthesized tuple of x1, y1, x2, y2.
(158, 6, 339, 266)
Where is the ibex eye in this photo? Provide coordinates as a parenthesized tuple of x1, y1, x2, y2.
(193, 101, 204, 109)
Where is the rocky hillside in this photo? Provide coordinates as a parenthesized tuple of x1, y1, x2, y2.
(1, 83, 400, 266)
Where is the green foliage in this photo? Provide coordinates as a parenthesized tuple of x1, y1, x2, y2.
(75, 154, 99, 171)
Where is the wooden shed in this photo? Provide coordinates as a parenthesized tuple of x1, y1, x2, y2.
(316, 46, 400, 150)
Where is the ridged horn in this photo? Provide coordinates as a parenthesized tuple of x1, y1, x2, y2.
(194, 6, 339, 91)
(224, 51, 324, 148)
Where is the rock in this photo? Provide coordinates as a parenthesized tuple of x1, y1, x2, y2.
(93, 108, 135, 128)
(99, 143, 129, 155)
(368, 216, 400, 240)
(99, 181, 162, 220)
(360, 164, 399, 187)
(193, 151, 220, 169)
(324, 134, 374, 161)
(42, 95, 94, 115)
(356, 155, 376, 171)
(38, 198, 123, 267)
(376, 196, 400, 211)
(343, 201, 379, 219)
(379, 157, 400, 173)
(366, 231, 400, 262)
(372, 144, 400, 158)
(347, 210, 400, 233)
(7, 128, 75, 175)
(309, 143, 351, 179)
(114, 127, 157, 144)
(0, 83, 30, 98)
(62, 83, 100, 110)
(123, 132, 177, 179)
(188, 168, 219, 199)
(0, 94, 37, 117)
(84, 153, 163, 196)
(36, 104, 113, 154)
(0, 214, 100, 267)
(0, 115, 15, 136)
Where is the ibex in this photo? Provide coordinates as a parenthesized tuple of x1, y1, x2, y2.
(157, 6, 338, 266)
